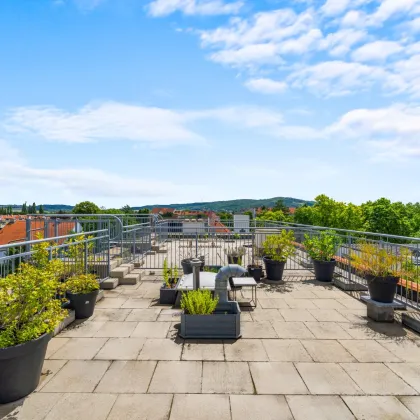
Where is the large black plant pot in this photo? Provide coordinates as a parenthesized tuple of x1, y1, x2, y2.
(367, 275, 399, 303)
(66, 290, 99, 319)
(247, 265, 263, 282)
(160, 287, 177, 305)
(313, 259, 336, 282)
(0, 333, 50, 404)
(181, 258, 205, 275)
(263, 257, 286, 281)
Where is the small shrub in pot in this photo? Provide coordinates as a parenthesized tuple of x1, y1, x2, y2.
(64, 274, 99, 319)
(225, 246, 245, 265)
(160, 258, 179, 305)
(303, 230, 341, 282)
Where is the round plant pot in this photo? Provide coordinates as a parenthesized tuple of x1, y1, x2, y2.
(181, 258, 205, 275)
(66, 289, 99, 319)
(313, 259, 336, 282)
(263, 256, 286, 281)
(367, 275, 399, 303)
(0, 333, 50, 404)
(227, 255, 242, 265)
(247, 265, 263, 282)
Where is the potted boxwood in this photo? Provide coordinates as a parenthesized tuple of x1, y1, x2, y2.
(303, 230, 341, 282)
(179, 289, 241, 339)
(225, 247, 245, 265)
(0, 243, 67, 403)
(160, 258, 179, 305)
(262, 230, 296, 281)
(351, 243, 403, 303)
(64, 274, 100, 319)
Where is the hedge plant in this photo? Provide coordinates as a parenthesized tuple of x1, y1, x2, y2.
(262, 230, 296, 262)
(303, 230, 342, 262)
(64, 274, 99, 295)
(180, 290, 219, 315)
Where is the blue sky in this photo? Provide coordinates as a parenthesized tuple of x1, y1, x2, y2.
(1, 0, 420, 207)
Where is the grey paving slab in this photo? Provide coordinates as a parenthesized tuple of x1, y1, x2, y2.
(386, 363, 420, 393)
(271, 321, 315, 339)
(258, 298, 290, 309)
(344, 396, 417, 420)
(300, 340, 356, 363)
(41, 360, 110, 393)
(126, 308, 162, 322)
(312, 299, 347, 310)
(249, 362, 309, 395)
(339, 299, 367, 310)
(91, 308, 132, 321)
(94, 321, 138, 338)
(95, 360, 156, 393)
(311, 289, 344, 299)
(251, 309, 284, 322)
(170, 394, 231, 420)
(230, 395, 293, 420)
(284, 290, 318, 299)
(295, 363, 363, 395)
(182, 341, 225, 361)
(224, 339, 269, 361)
(202, 361, 254, 394)
(305, 322, 352, 339)
(121, 298, 153, 308)
(241, 321, 278, 338)
(131, 321, 171, 338)
(107, 394, 173, 420)
(149, 361, 202, 393)
(48, 337, 108, 360)
(44, 393, 117, 420)
(95, 297, 128, 309)
(339, 340, 402, 362)
(340, 309, 368, 323)
(262, 339, 312, 362)
(279, 308, 317, 322)
(283, 298, 317, 309)
(379, 339, 420, 362)
(46, 338, 70, 359)
(308, 309, 349, 322)
(59, 321, 105, 338)
(94, 337, 146, 360)
(341, 363, 417, 395)
(37, 360, 67, 390)
(400, 396, 420, 418)
(286, 395, 355, 420)
(138, 338, 183, 360)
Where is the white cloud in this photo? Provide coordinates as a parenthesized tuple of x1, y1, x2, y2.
(369, 0, 420, 25)
(147, 0, 243, 17)
(408, 16, 420, 32)
(245, 78, 287, 94)
(319, 28, 367, 57)
(351, 40, 403, 62)
(321, 0, 351, 17)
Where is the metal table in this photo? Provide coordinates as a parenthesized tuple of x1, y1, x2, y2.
(231, 277, 257, 308)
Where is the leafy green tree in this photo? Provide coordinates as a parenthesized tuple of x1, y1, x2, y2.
(121, 205, 132, 214)
(256, 210, 285, 222)
(138, 208, 150, 214)
(72, 201, 100, 214)
(21, 202, 27, 215)
(243, 210, 254, 220)
(272, 199, 290, 215)
(39, 205, 44, 214)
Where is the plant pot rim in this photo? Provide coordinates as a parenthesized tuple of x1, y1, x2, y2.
(0, 332, 51, 359)
(313, 258, 336, 263)
(66, 289, 99, 297)
(263, 256, 286, 263)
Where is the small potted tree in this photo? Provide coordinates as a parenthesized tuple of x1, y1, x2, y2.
(64, 274, 100, 319)
(181, 255, 205, 274)
(262, 230, 296, 282)
(225, 246, 245, 265)
(303, 230, 341, 282)
(0, 244, 67, 403)
(160, 258, 179, 305)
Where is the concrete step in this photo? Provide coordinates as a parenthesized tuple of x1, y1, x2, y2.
(110, 258, 123, 270)
(119, 273, 140, 285)
(110, 266, 130, 279)
(96, 289, 104, 302)
(134, 261, 144, 268)
(100, 278, 119, 290)
(402, 312, 420, 334)
(120, 263, 134, 273)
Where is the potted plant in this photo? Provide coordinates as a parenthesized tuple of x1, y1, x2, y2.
(181, 255, 205, 275)
(303, 230, 342, 282)
(179, 289, 241, 339)
(225, 246, 245, 265)
(247, 264, 263, 282)
(160, 258, 179, 305)
(351, 243, 404, 303)
(0, 243, 67, 403)
(63, 274, 100, 319)
(262, 230, 296, 281)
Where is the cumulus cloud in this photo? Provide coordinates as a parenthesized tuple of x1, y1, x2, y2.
(245, 78, 288, 94)
(351, 40, 403, 62)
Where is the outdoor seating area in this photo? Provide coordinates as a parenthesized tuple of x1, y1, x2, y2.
(2, 267, 420, 420)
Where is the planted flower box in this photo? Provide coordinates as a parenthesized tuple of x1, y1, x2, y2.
(179, 301, 241, 339)
(160, 287, 178, 305)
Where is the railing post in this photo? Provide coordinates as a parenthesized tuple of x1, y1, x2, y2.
(347, 234, 352, 286)
(25, 218, 31, 254)
(107, 226, 111, 277)
(195, 232, 198, 258)
(84, 240, 88, 274)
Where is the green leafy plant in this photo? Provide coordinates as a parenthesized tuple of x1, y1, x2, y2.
(64, 234, 95, 276)
(63, 274, 99, 295)
(303, 230, 342, 261)
(262, 230, 296, 262)
(180, 290, 219, 315)
(224, 246, 245, 257)
(163, 258, 179, 289)
(0, 239, 67, 349)
(204, 266, 220, 273)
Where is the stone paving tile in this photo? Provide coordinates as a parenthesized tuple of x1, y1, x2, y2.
(283, 298, 317, 309)
(279, 308, 317, 322)
(46, 338, 70, 359)
(37, 360, 67, 390)
(126, 308, 162, 322)
(258, 298, 290, 309)
(121, 298, 153, 309)
(94, 321, 138, 338)
(102, 289, 122, 298)
(224, 339, 268, 362)
(400, 396, 420, 418)
(95, 360, 156, 393)
(308, 309, 349, 322)
(44, 393, 117, 420)
(286, 395, 355, 420)
(305, 322, 352, 339)
(262, 339, 312, 362)
(241, 321, 278, 338)
(311, 289, 344, 299)
(341, 363, 417, 395)
(119, 289, 146, 298)
(271, 321, 315, 339)
(230, 395, 293, 420)
(340, 309, 368, 323)
(131, 321, 171, 338)
(339, 340, 402, 363)
(138, 338, 183, 361)
(94, 338, 146, 360)
(95, 297, 128, 309)
(107, 394, 173, 420)
(295, 363, 363, 395)
(250, 362, 308, 394)
(339, 299, 366, 310)
(386, 363, 420, 393)
(170, 394, 230, 420)
(90, 308, 132, 322)
(300, 339, 356, 363)
(379, 339, 420, 362)
(41, 360, 110, 393)
(59, 321, 105, 338)
(251, 309, 284, 322)
(312, 299, 347, 310)
(149, 361, 202, 394)
(157, 309, 182, 322)
(239, 311, 253, 321)
(49, 337, 108, 360)
(285, 290, 319, 299)
(343, 396, 417, 420)
(182, 341, 225, 361)
(202, 361, 253, 394)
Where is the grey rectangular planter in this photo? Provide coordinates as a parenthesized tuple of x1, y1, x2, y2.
(179, 301, 241, 339)
(160, 287, 177, 305)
